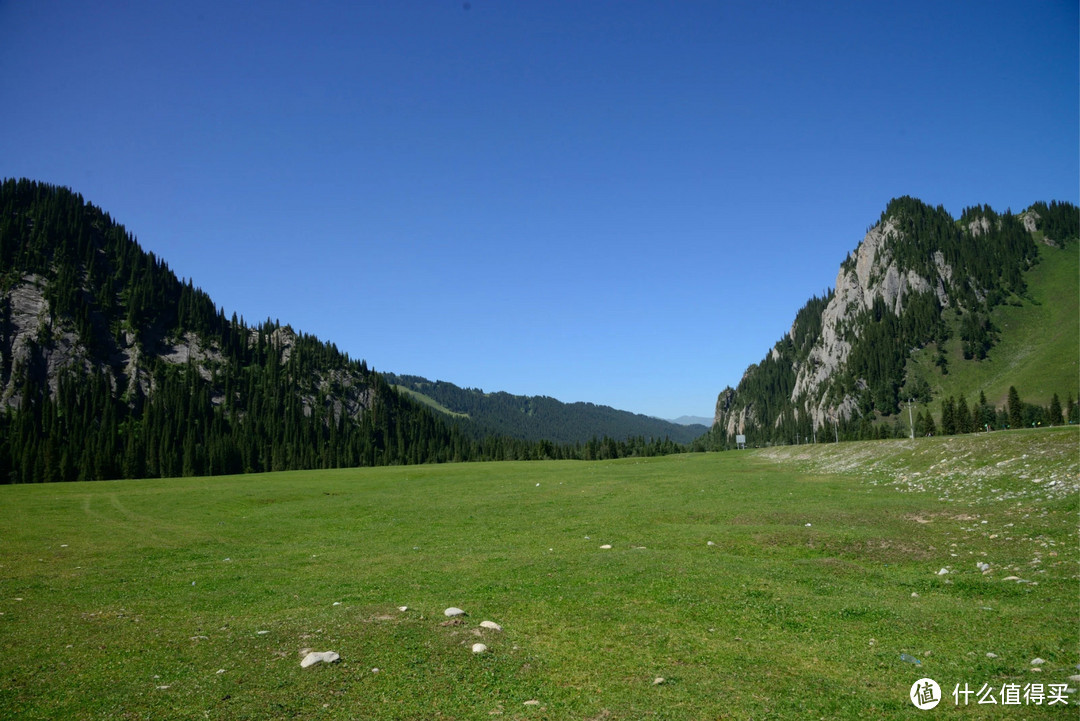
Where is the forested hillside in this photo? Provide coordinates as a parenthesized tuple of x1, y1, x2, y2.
(383, 374, 706, 445)
(0, 180, 689, 483)
(710, 197, 1079, 448)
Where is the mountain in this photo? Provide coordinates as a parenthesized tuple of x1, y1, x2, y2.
(382, 373, 708, 445)
(668, 415, 713, 427)
(710, 196, 1079, 447)
(0, 179, 694, 483)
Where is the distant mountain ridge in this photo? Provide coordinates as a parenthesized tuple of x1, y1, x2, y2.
(711, 197, 1079, 446)
(383, 373, 708, 445)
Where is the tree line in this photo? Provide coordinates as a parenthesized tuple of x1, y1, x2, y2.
(0, 179, 693, 483)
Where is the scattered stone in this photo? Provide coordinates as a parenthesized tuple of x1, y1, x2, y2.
(600, 544, 612, 550)
(444, 607, 466, 617)
(372, 668, 379, 674)
(937, 568, 949, 576)
(523, 700, 540, 706)
(332, 602, 341, 606)
(1030, 667, 1042, 673)
(156, 685, 171, 690)
(472, 643, 488, 654)
(1003, 576, 1020, 581)
(1030, 657, 1046, 666)
(480, 621, 503, 631)
(986, 652, 998, 659)
(216, 669, 225, 674)
(257, 630, 269, 635)
(300, 651, 340, 668)
(1067, 674, 1080, 683)
(398, 606, 408, 612)
(653, 677, 665, 685)
(911, 592, 919, 598)
(707, 541, 715, 546)
(805, 523, 812, 527)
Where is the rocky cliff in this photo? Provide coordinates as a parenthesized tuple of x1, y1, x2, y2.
(712, 197, 1075, 444)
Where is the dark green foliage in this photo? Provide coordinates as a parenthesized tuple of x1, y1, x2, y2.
(960, 311, 995, 360)
(1048, 393, 1063, 425)
(382, 374, 705, 445)
(846, 292, 945, 414)
(1027, 200, 1079, 245)
(940, 396, 957, 435)
(0, 180, 688, 483)
(955, 395, 972, 434)
(1007, 386, 1023, 429)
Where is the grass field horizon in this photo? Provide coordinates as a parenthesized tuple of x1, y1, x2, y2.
(2, 428, 1077, 719)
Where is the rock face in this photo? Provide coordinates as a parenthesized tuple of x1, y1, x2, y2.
(711, 196, 1055, 440)
(0, 271, 375, 423)
(785, 218, 950, 429)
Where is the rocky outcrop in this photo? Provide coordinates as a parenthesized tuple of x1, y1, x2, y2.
(1, 275, 94, 407)
(0, 273, 375, 423)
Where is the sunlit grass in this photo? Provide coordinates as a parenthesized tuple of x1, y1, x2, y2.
(1, 429, 1076, 718)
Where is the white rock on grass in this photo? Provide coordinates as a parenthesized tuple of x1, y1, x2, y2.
(471, 643, 488, 654)
(986, 652, 998, 659)
(300, 651, 340, 668)
(599, 544, 612, 550)
(1030, 657, 1046, 666)
(398, 606, 408, 612)
(444, 607, 466, 617)
(479, 621, 502, 631)
(937, 568, 949, 576)
(707, 541, 716, 546)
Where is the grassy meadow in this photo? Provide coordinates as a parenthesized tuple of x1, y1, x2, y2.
(1, 428, 1077, 719)
(907, 241, 1079, 411)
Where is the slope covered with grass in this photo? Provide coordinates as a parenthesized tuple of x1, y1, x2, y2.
(1, 429, 1076, 718)
(906, 240, 1079, 410)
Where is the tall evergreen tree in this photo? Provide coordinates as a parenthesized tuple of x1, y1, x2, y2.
(955, 395, 972, 434)
(1048, 393, 1063, 426)
(1007, 386, 1023, 428)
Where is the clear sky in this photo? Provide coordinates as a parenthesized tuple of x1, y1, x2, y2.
(1, 1, 1077, 420)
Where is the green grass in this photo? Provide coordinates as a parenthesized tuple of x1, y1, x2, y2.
(1, 429, 1077, 719)
(906, 241, 1079, 410)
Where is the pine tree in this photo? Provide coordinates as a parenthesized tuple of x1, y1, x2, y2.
(941, 396, 957, 435)
(1007, 386, 1023, 428)
(1048, 393, 1063, 426)
(955, 396, 972, 434)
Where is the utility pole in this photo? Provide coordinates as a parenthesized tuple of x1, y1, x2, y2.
(907, 398, 915, 439)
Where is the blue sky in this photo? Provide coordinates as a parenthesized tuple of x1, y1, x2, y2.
(1, 1, 1077, 420)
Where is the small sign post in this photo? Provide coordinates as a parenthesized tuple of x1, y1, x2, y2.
(735, 434, 746, 450)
